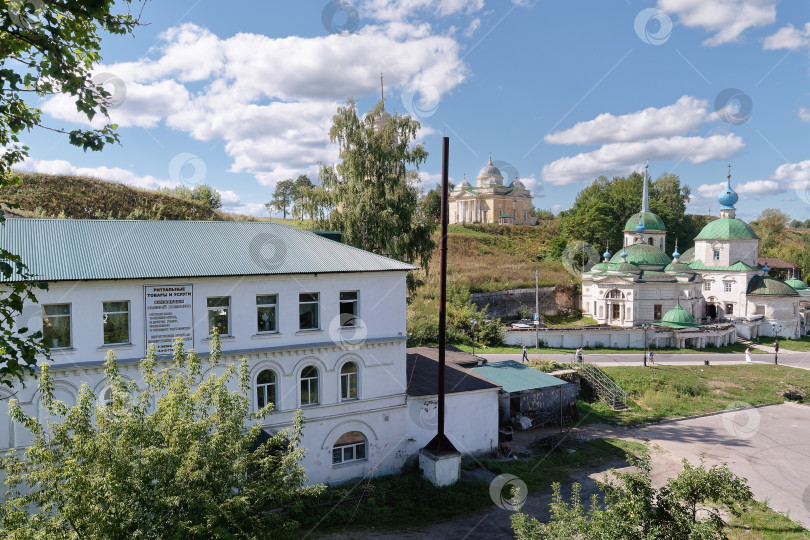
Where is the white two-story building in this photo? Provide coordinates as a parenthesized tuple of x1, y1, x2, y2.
(2, 219, 498, 485)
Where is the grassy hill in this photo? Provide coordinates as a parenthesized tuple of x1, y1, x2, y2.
(0, 172, 250, 221)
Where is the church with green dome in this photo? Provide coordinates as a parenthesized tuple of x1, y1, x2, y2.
(581, 165, 807, 341)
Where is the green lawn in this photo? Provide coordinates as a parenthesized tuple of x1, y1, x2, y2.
(287, 438, 643, 534)
(757, 335, 810, 352)
(728, 500, 810, 539)
(576, 364, 810, 425)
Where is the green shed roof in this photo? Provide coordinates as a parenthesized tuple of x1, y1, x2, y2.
(664, 262, 694, 274)
(469, 360, 568, 393)
(659, 303, 697, 328)
(747, 275, 800, 297)
(609, 243, 671, 267)
(624, 211, 666, 232)
(0, 219, 417, 282)
(695, 218, 758, 240)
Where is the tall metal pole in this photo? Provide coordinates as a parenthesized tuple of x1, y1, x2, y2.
(436, 136, 450, 450)
(535, 269, 539, 349)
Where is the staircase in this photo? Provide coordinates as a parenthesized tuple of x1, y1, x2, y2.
(575, 362, 628, 410)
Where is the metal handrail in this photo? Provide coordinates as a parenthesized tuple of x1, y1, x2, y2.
(578, 362, 627, 408)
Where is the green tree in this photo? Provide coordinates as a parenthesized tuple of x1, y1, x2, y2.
(267, 178, 295, 219)
(532, 208, 555, 220)
(559, 172, 691, 256)
(0, 334, 315, 537)
(291, 174, 315, 220)
(191, 184, 222, 210)
(0, 0, 144, 385)
(421, 184, 443, 223)
(313, 100, 437, 289)
(512, 454, 753, 540)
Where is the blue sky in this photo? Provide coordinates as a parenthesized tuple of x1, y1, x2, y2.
(18, 0, 810, 222)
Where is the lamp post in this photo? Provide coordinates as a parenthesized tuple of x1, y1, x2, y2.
(470, 318, 477, 357)
(641, 323, 650, 367)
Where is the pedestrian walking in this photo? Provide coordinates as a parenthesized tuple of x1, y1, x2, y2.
(575, 347, 583, 364)
(648, 349, 654, 365)
(745, 347, 752, 363)
(522, 345, 528, 363)
(774, 339, 779, 365)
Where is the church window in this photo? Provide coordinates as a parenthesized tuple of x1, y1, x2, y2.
(256, 369, 277, 410)
(713, 249, 720, 261)
(483, 210, 487, 221)
(523, 210, 527, 221)
(725, 304, 734, 316)
(724, 282, 732, 293)
(704, 282, 712, 291)
(654, 304, 662, 321)
(606, 289, 624, 299)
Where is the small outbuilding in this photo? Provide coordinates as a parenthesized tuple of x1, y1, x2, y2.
(469, 360, 578, 427)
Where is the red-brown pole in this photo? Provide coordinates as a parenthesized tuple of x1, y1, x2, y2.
(437, 136, 449, 449)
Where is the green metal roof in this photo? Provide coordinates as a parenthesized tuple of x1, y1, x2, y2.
(664, 262, 694, 274)
(624, 211, 666, 232)
(0, 219, 417, 282)
(606, 262, 641, 274)
(785, 278, 807, 291)
(609, 243, 671, 266)
(695, 218, 758, 240)
(639, 270, 676, 281)
(679, 247, 695, 263)
(588, 262, 609, 274)
(659, 303, 697, 328)
(469, 360, 568, 393)
(747, 275, 800, 297)
(688, 260, 757, 272)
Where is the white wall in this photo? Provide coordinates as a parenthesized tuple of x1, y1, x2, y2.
(406, 389, 500, 457)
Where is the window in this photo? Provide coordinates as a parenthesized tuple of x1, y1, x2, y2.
(724, 282, 732, 293)
(725, 303, 734, 316)
(332, 431, 367, 465)
(102, 301, 130, 345)
(654, 304, 662, 321)
(300, 366, 319, 405)
(606, 289, 624, 299)
(611, 304, 621, 320)
(341, 362, 358, 400)
(713, 249, 720, 261)
(523, 210, 527, 221)
(299, 293, 320, 330)
(256, 295, 278, 333)
(43, 304, 71, 349)
(102, 387, 113, 406)
(340, 291, 358, 327)
(483, 210, 488, 221)
(754, 304, 765, 315)
(704, 282, 712, 291)
(648, 237, 653, 245)
(256, 369, 277, 410)
(207, 297, 230, 336)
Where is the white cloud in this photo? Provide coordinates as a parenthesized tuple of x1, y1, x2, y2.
(518, 174, 543, 198)
(362, 0, 484, 21)
(763, 22, 810, 50)
(549, 204, 564, 214)
(217, 189, 241, 205)
(695, 160, 810, 203)
(224, 202, 269, 217)
(17, 158, 177, 190)
(798, 107, 810, 122)
(41, 22, 469, 187)
(464, 17, 481, 37)
(545, 96, 711, 145)
(542, 134, 745, 185)
(657, 0, 777, 46)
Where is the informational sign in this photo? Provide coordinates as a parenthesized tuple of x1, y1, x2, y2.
(144, 285, 193, 354)
(533, 313, 539, 324)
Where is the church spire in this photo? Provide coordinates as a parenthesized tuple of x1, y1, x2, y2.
(718, 164, 739, 219)
(641, 160, 650, 213)
(380, 72, 385, 108)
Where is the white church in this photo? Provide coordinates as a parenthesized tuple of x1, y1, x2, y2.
(582, 166, 807, 341)
(1, 219, 499, 486)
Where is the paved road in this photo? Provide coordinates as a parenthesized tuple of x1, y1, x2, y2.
(480, 348, 810, 370)
(637, 402, 810, 529)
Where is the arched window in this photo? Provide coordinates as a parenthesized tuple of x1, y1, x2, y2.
(256, 369, 277, 410)
(606, 289, 624, 299)
(332, 431, 367, 465)
(102, 387, 113, 406)
(300, 366, 319, 406)
(340, 362, 358, 400)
